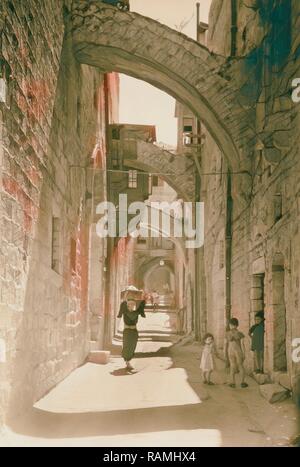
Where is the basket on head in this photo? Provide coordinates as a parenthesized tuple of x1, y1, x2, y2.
(121, 285, 143, 301)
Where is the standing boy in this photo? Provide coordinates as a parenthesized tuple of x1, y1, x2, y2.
(225, 318, 248, 388)
(249, 311, 265, 374)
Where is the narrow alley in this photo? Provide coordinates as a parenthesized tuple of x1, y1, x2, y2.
(1, 312, 296, 447)
(1, 0, 300, 449)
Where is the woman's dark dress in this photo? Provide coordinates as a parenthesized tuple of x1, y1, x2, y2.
(117, 300, 146, 361)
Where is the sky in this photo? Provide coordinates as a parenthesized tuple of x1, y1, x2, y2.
(119, 0, 212, 146)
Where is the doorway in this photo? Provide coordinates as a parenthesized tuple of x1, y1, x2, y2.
(272, 256, 287, 372)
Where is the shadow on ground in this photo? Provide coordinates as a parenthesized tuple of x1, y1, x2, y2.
(7, 326, 294, 447)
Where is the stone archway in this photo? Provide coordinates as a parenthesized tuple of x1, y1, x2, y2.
(141, 259, 175, 293)
(71, 1, 255, 172)
(125, 141, 196, 201)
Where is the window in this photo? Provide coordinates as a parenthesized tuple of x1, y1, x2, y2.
(51, 217, 61, 274)
(183, 117, 194, 146)
(183, 118, 193, 131)
(128, 170, 138, 188)
(183, 125, 193, 133)
(112, 128, 120, 140)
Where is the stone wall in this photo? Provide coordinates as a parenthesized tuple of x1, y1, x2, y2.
(208, 0, 265, 57)
(203, 0, 300, 382)
(108, 237, 136, 343)
(0, 0, 110, 422)
(200, 130, 227, 352)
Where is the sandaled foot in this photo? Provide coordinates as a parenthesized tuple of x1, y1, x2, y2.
(203, 380, 208, 385)
(241, 382, 249, 388)
(229, 383, 236, 388)
(207, 381, 215, 385)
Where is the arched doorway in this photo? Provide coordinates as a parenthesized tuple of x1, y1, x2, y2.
(144, 263, 175, 296)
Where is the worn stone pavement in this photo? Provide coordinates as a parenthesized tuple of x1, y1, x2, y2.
(0, 313, 297, 447)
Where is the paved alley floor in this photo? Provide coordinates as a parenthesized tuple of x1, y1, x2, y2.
(0, 312, 297, 447)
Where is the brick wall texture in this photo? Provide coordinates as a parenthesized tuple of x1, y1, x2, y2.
(0, 0, 109, 422)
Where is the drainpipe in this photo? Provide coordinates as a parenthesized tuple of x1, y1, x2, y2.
(231, 0, 238, 57)
(196, 2, 200, 42)
(193, 130, 201, 341)
(225, 171, 233, 326)
(103, 74, 112, 348)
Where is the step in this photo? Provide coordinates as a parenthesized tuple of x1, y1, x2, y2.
(88, 350, 110, 365)
(145, 307, 176, 312)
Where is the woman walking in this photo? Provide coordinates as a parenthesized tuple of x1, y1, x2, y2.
(117, 296, 146, 370)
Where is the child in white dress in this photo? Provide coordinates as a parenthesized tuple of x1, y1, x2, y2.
(200, 333, 217, 385)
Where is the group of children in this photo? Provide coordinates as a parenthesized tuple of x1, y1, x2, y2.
(200, 312, 265, 388)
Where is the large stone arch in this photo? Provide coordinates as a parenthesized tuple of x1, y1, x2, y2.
(71, 1, 255, 172)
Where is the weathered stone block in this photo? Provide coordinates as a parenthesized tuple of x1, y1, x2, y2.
(252, 372, 270, 385)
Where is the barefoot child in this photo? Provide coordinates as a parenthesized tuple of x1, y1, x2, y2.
(225, 318, 248, 388)
(200, 333, 217, 385)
